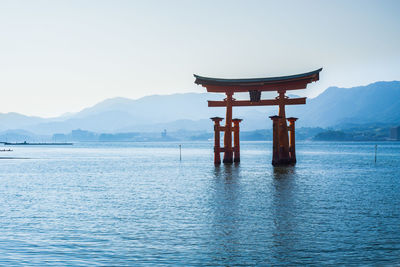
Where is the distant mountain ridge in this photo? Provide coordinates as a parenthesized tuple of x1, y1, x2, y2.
(0, 81, 399, 134)
(289, 81, 400, 127)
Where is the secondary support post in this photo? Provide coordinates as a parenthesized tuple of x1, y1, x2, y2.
(223, 91, 234, 163)
(211, 117, 223, 164)
(232, 118, 242, 163)
(270, 115, 281, 166)
(287, 117, 298, 164)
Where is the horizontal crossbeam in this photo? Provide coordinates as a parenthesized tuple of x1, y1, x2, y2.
(215, 126, 240, 131)
(214, 147, 239, 153)
(208, 97, 306, 107)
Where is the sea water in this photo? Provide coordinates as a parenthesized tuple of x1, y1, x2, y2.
(0, 141, 399, 265)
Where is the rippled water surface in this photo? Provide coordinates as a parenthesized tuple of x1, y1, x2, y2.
(0, 141, 399, 265)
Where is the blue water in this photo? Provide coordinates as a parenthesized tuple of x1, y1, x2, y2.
(0, 141, 399, 265)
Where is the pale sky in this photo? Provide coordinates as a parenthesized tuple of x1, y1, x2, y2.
(1, 0, 399, 117)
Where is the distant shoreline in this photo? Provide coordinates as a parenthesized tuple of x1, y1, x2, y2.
(0, 157, 30, 159)
(1, 142, 73, 146)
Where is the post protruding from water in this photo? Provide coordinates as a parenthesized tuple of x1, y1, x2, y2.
(232, 118, 242, 163)
(211, 117, 224, 164)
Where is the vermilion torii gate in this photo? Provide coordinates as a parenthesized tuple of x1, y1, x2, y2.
(194, 68, 322, 165)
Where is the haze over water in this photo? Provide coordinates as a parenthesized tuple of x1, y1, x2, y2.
(0, 141, 399, 265)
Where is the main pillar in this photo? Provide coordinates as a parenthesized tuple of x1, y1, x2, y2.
(287, 117, 298, 164)
(277, 91, 290, 163)
(270, 115, 281, 166)
(223, 91, 234, 163)
(232, 118, 242, 163)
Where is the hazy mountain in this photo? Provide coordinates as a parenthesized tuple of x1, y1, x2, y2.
(287, 81, 400, 127)
(0, 113, 46, 132)
(23, 93, 275, 134)
(75, 93, 224, 122)
(0, 81, 399, 134)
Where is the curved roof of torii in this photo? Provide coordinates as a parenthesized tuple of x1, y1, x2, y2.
(194, 68, 322, 92)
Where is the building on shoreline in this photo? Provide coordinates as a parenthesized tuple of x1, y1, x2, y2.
(390, 126, 400, 140)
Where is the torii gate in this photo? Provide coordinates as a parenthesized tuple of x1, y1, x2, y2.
(194, 68, 322, 166)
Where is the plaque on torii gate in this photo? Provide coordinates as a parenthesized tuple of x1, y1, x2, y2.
(194, 68, 322, 165)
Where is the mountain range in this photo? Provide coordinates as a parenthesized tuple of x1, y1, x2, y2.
(0, 81, 399, 135)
